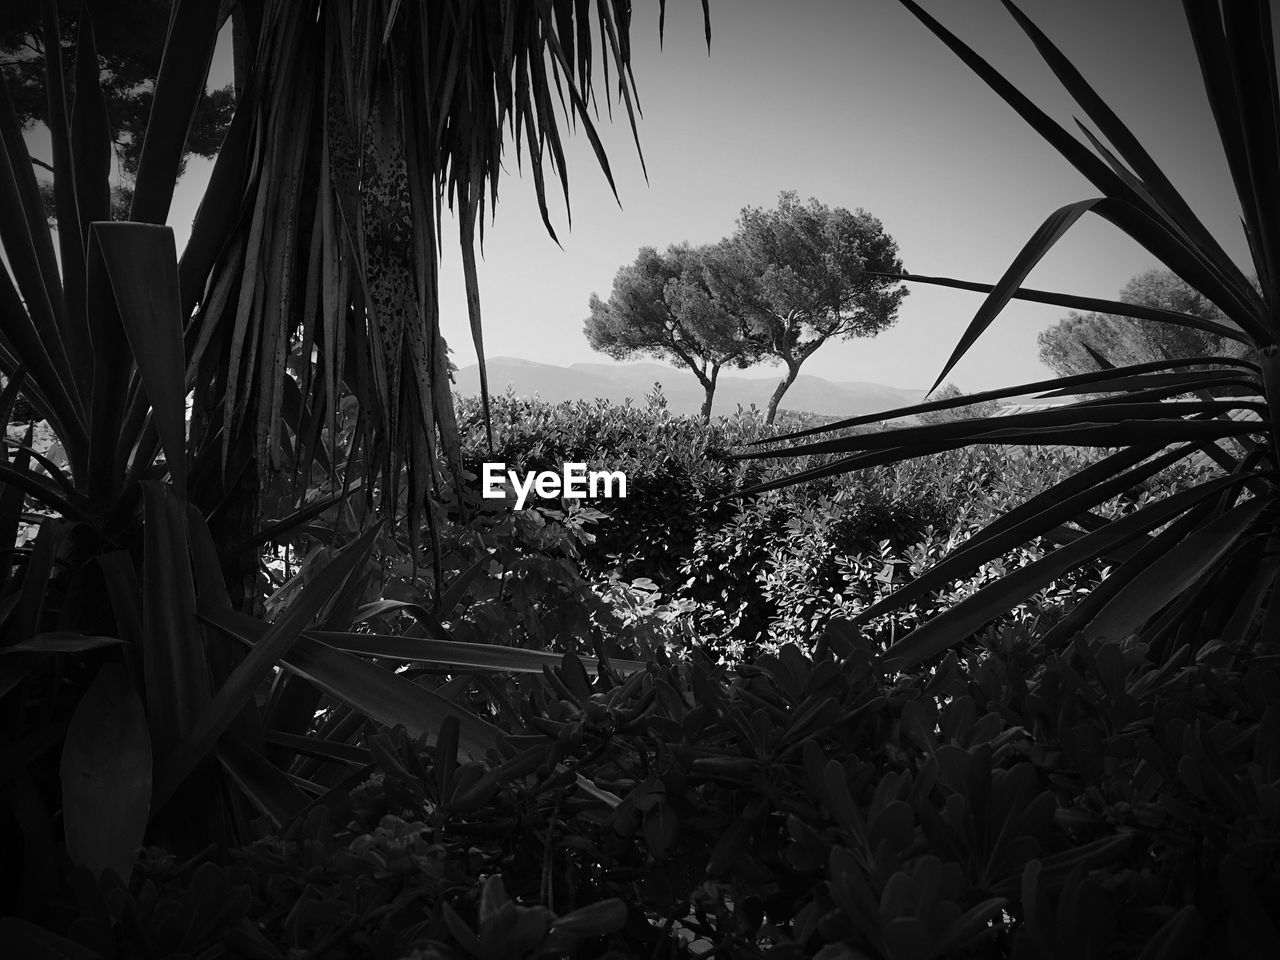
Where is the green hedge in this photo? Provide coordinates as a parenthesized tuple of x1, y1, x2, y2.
(452, 395, 1208, 663)
(27, 631, 1276, 958)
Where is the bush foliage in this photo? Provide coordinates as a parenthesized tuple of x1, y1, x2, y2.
(454, 394, 1208, 664)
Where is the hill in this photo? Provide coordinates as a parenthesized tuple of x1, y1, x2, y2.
(452, 358, 925, 418)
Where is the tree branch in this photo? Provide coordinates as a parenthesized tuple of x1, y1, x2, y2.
(30, 156, 54, 173)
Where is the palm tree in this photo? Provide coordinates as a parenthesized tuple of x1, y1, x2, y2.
(1, 0, 702, 879)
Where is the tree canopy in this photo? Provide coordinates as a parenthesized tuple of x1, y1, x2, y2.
(707, 191, 908, 423)
(584, 243, 760, 421)
(1038, 269, 1254, 376)
(2, 0, 235, 215)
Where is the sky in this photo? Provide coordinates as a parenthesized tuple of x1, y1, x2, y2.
(159, 0, 1247, 394)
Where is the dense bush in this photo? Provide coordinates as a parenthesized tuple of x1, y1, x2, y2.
(14, 625, 1276, 958)
(454, 395, 1212, 663)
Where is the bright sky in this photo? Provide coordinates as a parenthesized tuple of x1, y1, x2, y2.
(162, 0, 1245, 394)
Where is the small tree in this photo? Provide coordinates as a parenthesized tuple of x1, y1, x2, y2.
(1038, 269, 1254, 376)
(708, 191, 908, 423)
(585, 243, 761, 421)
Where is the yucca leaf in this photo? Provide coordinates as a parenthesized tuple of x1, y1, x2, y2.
(721, 449, 899, 501)
(736, 400, 1261, 461)
(349, 599, 456, 642)
(37, 2, 79, 340)
(1212, 556, 1278, 655)
(2, 634, 124, 655)
(927, 196, 1250, 392)
(1045, 499, 1221, 651)
(898, 0, 1269, 338)
(89, 224, 189, 498)
(0, 148, 84, 452)
(262, 729, 373, 767)
(436, 546, 494, 617)
(216, 733, 309, 828)
(1083, 341, 1116, 370)
(0, 367, 23, 423)
(876, 271, 1252, 345)
(140, 482, 209, 754)
(83, 237, 134, 502)
(1182, 0, 1279, 306)
(1082, 495, 1267, 644)
(0, 917, 101, 959)
(70, 10, 112, 235)
(879, 473, 1256, 672)
(60, 664, 152, 885)
(1000, 0, 1252, 305)
(308, 631, 647, 676)
(2, 436, 82, 504)
(851, 444, 1189, 627)
(129, 0, 222, 224)
(457, 196, 493, 449)
(0, 434, 85, 522)
(197, 601, 503, 759)
(278, 372, 332, 477)
(1036, 369, 1259, 398)
(0, 421, 33, 597)
(178, 89, 253, 316)
(539, 26, 621, 202)
(750, 357, 1256, 446)
(961, 444, 1169, 554)
(152, 523, 382, 810)
(230, 482, 360, 554)
(8, 518, 65, 644)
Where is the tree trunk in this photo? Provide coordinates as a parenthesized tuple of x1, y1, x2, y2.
(766, 360, 800, 425)
(699, 365, 721, 423)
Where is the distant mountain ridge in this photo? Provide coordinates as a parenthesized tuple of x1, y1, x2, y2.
(452, 357, 925, 418)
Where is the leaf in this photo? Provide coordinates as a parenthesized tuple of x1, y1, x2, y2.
(0, 918, 101, 960)
(1000, 0, 1249, 300)
(309, 630, 647, 676)
(550, 899, 628, 936)
(70, 9, 112, 234)
(129, 0, 223, 224)
(1083, 495, 1267, 643)
(1, 634, 124, 655)
(851, 443, 1180, 626)
(230, 481, 362, 554)
(896, 0, 1269, 341)
(262, 729, 373, 767)
(879, 473, 1255, 672)
(9, 518, 66, 643)
(152, 524, 382, 810)
(216, 734, 309, 828)
(881, 271, 1251, 345)
(89, 224, 189, 498)
(643, 799, 679, 860)
(929, 208, 1104, 396)
(60, 664, 152, 885)
(737, 399, 1260, 463)
(0, 91, 85, 452)
(141, 482, 209, 754)
(1134, 905, 1203, 960)
(436, 547, 494, 617)
(197, 601, 503, 759)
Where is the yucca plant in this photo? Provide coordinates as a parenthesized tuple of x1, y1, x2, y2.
(736, 0, 1278, 673)
(1, 0, 695, 906)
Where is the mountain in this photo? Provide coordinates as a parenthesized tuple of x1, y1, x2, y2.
(451, 357, 925, 418)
